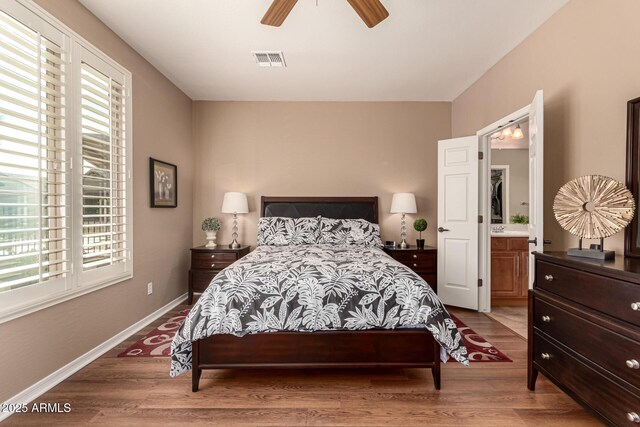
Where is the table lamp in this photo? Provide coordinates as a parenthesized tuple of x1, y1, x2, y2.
(390, 193, 417, 249)
(221, 192, 249, 249)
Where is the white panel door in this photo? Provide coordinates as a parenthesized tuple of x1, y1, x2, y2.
(528, 90, 544, 288)
(437, 136, 479, 310)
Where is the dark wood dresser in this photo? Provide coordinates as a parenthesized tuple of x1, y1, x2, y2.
(383, 246, 437, 293)
(529, 252, 640, 426)
(188, 245, 251, 304)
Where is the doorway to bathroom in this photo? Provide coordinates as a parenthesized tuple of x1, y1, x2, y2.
(436, 90, 544, 318)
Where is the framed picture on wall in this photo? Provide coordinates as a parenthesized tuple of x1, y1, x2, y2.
(150, 158, 177, 208)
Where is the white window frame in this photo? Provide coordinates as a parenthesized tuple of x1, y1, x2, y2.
(0, 0, 133, 324)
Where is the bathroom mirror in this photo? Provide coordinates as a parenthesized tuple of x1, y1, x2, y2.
(625, 96, 640, 258)
(491, 147, 529, 224)
(491, 167, 508, 223)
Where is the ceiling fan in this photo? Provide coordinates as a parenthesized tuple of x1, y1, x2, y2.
(261, 0, 389, 28)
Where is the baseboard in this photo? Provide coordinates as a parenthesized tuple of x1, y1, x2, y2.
(0, 293, 187, 422)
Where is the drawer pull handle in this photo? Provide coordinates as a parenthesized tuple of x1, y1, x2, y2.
(541, 315, 551, 323)
(210, 263, 216, 268)
(632, 302, 640, 311)
(211, 254, 216, 259)
(413, 263, 418, 267)
(626, 359, 640, 369)
(544, 274, 554, 282)
(628, 412, 640, 423)
(541, 353, 550, 360)
(413, 254, 417, 259)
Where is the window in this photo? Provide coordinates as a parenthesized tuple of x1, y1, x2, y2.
(0, 1, 132, 322)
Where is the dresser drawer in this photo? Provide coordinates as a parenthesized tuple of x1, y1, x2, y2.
(537, 260, 640, 327)
(190, 270, 220, 292)
(534, 331, 640, 426)
(192, 251, 237, 268)
(417, 273, 437, 294)
(191, 251, 238, 264)
(391, 252, 435, 271)
(535, 297, 640, 389)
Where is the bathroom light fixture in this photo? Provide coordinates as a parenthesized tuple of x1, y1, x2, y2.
(512, 124, 524, 139)
(390, 193, 417, 249)
(501, 126, 513, 138)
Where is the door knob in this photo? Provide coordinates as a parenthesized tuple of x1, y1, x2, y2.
(437, 227, 450, 233)
(528, 238, 552, 245)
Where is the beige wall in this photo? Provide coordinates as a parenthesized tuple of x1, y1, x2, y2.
(0, 0, 193, 401)
(452, 0, 640, 253)
(492, 149, 529, 221)
(193, 102, 451, 248)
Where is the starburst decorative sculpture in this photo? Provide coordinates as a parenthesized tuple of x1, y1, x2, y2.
(553, 175, 635, 259)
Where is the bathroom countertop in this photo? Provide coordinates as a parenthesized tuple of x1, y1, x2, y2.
(491, 231, 529, 237)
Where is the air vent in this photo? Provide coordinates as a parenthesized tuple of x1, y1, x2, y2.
(252, 51, 286, 67)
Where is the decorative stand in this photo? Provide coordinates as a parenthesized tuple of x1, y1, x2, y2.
(229, 212, 240, 249)
(567, 237, 614, 260)
(399, 213, 408, 249)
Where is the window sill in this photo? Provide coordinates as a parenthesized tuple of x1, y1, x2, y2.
(0, 272, 133, 325)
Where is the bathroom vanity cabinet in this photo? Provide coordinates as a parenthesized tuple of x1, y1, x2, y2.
(491, 237, 529, 305)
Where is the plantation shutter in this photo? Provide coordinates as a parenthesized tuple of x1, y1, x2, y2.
(79, 59, 129, 277)
(0, 10, 68, 293)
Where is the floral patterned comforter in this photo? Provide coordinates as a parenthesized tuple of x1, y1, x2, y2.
(170, 245, 469, 376)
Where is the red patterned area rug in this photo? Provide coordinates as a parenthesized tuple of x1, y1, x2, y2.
(450, 314, 512, 362)
(118, 309, 511, 362)
(118, 309, 190, 357)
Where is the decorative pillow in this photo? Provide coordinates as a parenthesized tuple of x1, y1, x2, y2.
(318, 217, 382, 247)
(318, 218, 351, 245)
(257, 216, 320, 246)
(348, 218, 383, 247)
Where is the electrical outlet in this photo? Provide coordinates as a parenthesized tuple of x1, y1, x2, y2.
(147, 282, 153, 295)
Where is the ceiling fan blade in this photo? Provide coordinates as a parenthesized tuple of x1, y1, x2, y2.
(347, 0, 389, 28)
(261, 0, 299, 27)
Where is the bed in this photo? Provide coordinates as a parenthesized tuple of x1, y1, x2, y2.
(171, 196, 468, 392)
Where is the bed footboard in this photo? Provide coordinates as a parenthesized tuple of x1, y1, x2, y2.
(191, 329, 440, 391)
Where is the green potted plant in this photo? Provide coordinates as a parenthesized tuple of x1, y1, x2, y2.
(510, 214, 529, 224)
(202, 217, 221, 248)
(413, 218, 428, 250)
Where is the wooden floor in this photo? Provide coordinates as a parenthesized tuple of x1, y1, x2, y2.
(484, 306, 528, 339)
(5, 305, 601, 426)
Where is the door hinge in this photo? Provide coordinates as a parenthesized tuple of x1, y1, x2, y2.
(478, 215, 483, 223)
(478, 151, 484, 160)
(478, 278, 483, 287)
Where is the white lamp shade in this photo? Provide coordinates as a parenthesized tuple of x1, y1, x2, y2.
(390, 193, 417, 214)
(221, 192, 248, 214)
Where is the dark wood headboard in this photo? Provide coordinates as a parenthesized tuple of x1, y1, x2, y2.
(261, 197, 379, 223)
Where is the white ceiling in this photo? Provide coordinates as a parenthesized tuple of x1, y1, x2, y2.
(78, 0, 568, 101)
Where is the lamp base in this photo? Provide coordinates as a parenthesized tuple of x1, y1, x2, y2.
(229, 239, 240, 249)
(399, 239, 408, 249)
(567, 247, 614, 260)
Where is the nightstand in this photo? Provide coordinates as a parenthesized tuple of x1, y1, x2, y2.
(383, 246, 438, 293)
(188, 245, 251, 304)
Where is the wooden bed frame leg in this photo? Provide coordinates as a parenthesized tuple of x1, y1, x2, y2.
(192, 368, 202, 392)
(192, 340, 201, 392)
(432, 343, 441, 390)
